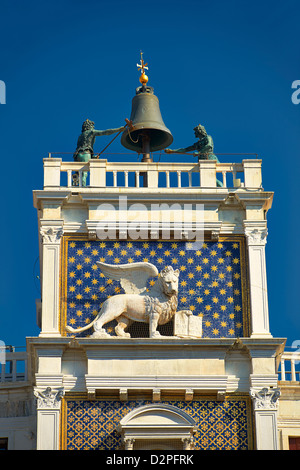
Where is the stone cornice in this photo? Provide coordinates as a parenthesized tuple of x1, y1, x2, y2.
(27, 336, 286, 352)
(33, 188, 274, 206)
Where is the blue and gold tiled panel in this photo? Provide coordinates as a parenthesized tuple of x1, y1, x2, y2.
(60, 237, 249, 338)
(62, 398, 252, 450)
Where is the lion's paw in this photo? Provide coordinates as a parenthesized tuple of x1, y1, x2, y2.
(151, 331, 161, 338)
(90, 329, 111, 339)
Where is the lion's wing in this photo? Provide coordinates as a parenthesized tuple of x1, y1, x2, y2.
(96, 261, 159, 294)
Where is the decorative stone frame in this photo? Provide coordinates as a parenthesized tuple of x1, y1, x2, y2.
(119, 404, 197, 450)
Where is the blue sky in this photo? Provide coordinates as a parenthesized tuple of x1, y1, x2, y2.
(0, 0, 299, 348)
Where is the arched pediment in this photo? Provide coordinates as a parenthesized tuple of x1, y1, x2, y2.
(120, 403, 196, 428)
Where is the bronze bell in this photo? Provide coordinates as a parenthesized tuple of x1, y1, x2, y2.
(121, 86, 173, 162)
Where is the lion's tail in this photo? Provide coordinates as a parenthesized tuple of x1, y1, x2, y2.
(65, 315, 98, 334)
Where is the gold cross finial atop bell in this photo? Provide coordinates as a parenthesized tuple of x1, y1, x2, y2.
(137, 51, 149, 86)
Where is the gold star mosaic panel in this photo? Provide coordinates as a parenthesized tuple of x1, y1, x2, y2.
(62, 398, 251, 450)
(61, 237, 249, 338)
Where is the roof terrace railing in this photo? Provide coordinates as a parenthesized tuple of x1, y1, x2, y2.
(278, 350, 300, 383)
(42, 154, 263, 190)
(0, 350, 28, 384)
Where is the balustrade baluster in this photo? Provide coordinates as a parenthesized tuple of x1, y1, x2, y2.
(1, 363, 5, 382)
(12, 360, 17, 382)
(222, 171, 227, 188)
(280, 359, 286, 381)
(291, 359, 296, 381)
(113, 171, 117, 187)
(78, 171, 83, 187)
(177, 171, 181, 188)
(67, 170, 72, 187)
(166, 171, 170, 188)
(135, 171, 140, 188)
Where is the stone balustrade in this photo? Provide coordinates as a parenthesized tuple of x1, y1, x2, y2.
(0, 350, 28, 384)
(278, 351, 300, 382)
(42, 156, 262, 190)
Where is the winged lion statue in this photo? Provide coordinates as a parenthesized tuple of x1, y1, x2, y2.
(66, 261, 192, 338)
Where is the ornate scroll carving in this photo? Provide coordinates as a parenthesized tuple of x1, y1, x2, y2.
(244, 223, 268, 246)
(123, 438, 135, 450)
(250, 387, 280, 410)
(182, 436, 194, 450)
(34, 387, 64, 409)
(40, 226, 63, 244)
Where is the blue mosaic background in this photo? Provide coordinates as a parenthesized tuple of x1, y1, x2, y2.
(63, 239, 247, 338)
(65, 399, 250, 450)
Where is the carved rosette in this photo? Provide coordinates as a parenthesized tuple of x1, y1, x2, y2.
(34, 387, 65, 410)
(250, 387, 280, 411)
(40, 226, 63, 245)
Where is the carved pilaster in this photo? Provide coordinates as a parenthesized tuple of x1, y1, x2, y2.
(39, 221, 64, 336)
(34, 387, 65, 450)
(243, 221, 271, 337)
(250, 387, 280, 450)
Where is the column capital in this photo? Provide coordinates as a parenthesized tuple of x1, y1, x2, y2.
(250, 387, 280, 411)
(40, 220, 64, 245)
(182, 436, 194, 450)
(123, 437, 135, 450)
(243, 221, 268, 246)
(34, 386, 65, 410)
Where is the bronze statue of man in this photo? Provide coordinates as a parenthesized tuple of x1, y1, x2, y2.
(165, 124, 219, 161)
(165, 124, 222, 187)
(73, 119, 126, 186)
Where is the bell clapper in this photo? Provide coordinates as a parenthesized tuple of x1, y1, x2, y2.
(141, 132, 151, 163)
